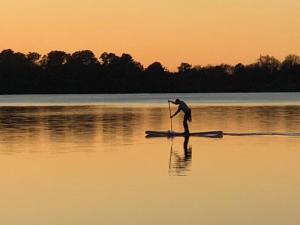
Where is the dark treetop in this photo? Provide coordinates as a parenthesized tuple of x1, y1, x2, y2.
(0, 49, 300, 94)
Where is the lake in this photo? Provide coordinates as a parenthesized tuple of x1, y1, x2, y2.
(0, 93, 300, 225)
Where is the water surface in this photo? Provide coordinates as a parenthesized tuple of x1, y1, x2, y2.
(0, 94, 300, 225)
(1, 92, 300, 106)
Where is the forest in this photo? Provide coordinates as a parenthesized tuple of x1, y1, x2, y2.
(0, 49, 300, 94)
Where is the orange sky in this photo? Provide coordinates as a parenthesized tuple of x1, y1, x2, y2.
(0, 0, 299, 70)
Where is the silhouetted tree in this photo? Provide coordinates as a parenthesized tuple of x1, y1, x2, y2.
(100, 52, 142, 78)
(41, 51, 70, 68)
(257, 55, 281, 74)
(0, 49, 300, 94)
(0, 49, 42, 93)
(281, 54, 300, 73)
(99, 52, 119, 66)
(145, 62, 166, 74)
(234, 63, 246, 74)
(26, 52, 41, 64)
(71, 50, 98, 65)
(119, 53, 143, 74)
(178, 63, 192, 73)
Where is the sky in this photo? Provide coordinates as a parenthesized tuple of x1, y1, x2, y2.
(0, 0, 300, 70)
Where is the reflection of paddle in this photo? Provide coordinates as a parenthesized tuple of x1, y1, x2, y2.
(168, 101, 173, 133)
(169, 139, 173, 170)
(168, 101, 174, 173)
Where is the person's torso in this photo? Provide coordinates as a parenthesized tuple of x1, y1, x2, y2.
(179, 101, 190, 113)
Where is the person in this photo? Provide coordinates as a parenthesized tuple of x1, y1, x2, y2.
(168, 98, 192, 134)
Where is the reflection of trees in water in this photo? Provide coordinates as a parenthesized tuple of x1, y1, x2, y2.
(45, 114, 97, 141)
(169, 136, 192, 176)
(246, 106, 300, 131)
(0, 107, 41, 145)
(281, 106, 300, 131)
(147, 107, 164, 131)
(101, 109, 142, 144)
(0, 106, 144, 148)
(192, 106, 300, 132)
(254, 107, 282, 130)
(2, 105, 300, 154)
(0, 106, 100, 153)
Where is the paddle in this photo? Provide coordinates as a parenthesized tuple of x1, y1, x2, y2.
(168, 101, 173, 132)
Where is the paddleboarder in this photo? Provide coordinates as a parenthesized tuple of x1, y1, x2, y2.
(168, 99, 192, 134)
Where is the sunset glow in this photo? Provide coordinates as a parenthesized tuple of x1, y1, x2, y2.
(1, 0, 300, 69)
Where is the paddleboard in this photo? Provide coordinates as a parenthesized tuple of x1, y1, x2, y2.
(145, 130, 223, 138)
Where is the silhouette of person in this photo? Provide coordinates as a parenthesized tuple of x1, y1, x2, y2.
(168, 99, 192, 134)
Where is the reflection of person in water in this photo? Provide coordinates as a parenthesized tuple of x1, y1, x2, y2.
(169, 136, 192, 176)
(183, 135, 192, 161)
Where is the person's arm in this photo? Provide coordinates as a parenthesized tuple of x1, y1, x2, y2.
(168, 100, 176, 104)
(171, 108, 181, 118)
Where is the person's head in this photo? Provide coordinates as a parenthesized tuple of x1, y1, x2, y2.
(175, 98, 181, 104)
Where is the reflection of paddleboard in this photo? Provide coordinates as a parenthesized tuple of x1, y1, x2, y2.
(145, 130, 223, 138)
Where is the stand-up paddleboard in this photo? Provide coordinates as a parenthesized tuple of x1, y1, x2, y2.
(145, 130, 223, 138)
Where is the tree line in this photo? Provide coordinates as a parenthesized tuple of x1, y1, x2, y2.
(0, 49, 299, 94)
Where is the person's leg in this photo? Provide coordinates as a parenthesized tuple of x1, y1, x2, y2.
(183, 113, 189, 134)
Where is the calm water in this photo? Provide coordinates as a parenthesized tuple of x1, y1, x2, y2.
(0, 94, 300, 225)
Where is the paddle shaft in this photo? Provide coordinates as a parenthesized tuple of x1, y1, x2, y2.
(168, 101, 173, 132)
